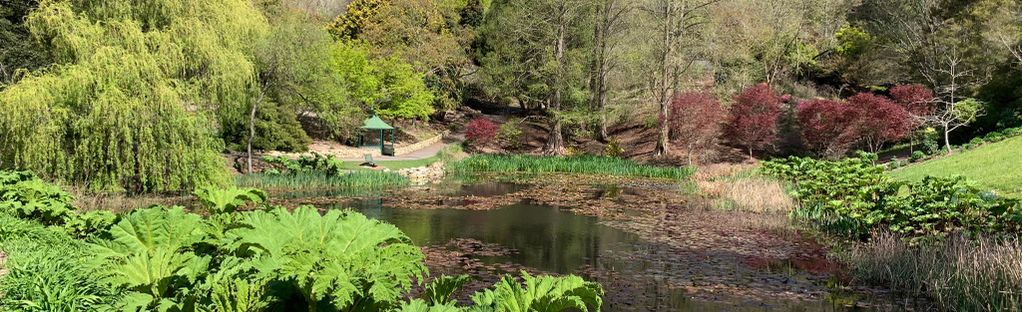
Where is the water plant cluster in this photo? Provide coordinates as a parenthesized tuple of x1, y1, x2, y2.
(0, 170, 604, 311)
(761, 153, 1021, 240)
(447, 155, 694, 180)
(240, 153, 409, 193)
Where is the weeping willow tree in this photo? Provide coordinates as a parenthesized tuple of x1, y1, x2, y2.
(0, 0, 271, 193)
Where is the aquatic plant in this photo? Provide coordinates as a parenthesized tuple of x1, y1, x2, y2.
(847, 233, 1022, 311)
(236, 170, 410, 193)
(448, 155, 693, 180)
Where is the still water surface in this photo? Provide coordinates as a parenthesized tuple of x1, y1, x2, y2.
(309, 183, 890, 311)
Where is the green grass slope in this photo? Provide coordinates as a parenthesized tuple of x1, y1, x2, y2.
(892, 136, 1022, 197)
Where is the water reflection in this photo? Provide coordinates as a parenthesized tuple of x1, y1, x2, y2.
(308, 182, 896, 311)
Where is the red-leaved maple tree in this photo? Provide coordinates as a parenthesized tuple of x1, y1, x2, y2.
(724, 83, 782, 156)
(465, 117, 499, 145)
(848, 92, 914, 153)
(797, 99, 862, 157)
(668, 91, 726, 164)
(889, 84, 936, 126)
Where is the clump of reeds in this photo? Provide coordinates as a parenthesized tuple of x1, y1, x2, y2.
(846, 232, 1022, 311)
(447, 155, 694, 180)
(236, 170, 409, 193)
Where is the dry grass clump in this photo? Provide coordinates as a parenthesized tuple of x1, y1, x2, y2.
(847, 233, 1022, 311)
(71, 190, 189, 213)
(694, 163, 795, 213)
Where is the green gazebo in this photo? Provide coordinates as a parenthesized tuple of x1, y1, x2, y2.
(359, 115, 396, 156)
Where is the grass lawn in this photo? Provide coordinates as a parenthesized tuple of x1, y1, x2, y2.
(891, 136, 1022, 197)
(339, 153, 443, 170)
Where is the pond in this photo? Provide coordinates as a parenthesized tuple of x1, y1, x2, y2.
(296, 182, 901, 311)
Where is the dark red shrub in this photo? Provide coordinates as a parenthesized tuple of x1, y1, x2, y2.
(668, 91, 726, 162)
(465, 117, 499, 145)
(848, 92, 914, 152)
(724, 83, 782, 156)
(797, 99, 862, 156)
(890, 84, 936, 118)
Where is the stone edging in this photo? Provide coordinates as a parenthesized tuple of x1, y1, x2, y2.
(394, 133, 445, 156)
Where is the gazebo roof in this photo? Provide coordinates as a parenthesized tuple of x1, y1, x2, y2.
(361, 115, 394, 130)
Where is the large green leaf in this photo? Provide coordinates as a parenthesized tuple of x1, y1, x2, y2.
(469, 272, 603, 312)
(89, 206, 209, 308)
(231, 206, 426, 310)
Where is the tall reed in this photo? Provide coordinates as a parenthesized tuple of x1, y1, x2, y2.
(846, 233, 1022, 311)
(236, 170, 409, 193)
(447, 155, 694, 180)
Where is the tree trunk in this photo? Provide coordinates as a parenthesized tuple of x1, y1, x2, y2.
(592, 0, 612, 143)
(944, 125, 953, 154)
(247, 93, 262, 174)
(654, 1, 675, 157)
(544, 7, 568, 155)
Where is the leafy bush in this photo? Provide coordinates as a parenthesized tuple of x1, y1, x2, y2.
(0, 170, 118, 237)
(762, 154, 1022, 239)
(262, 153, 347, 176)
(467, 272, 603, 312)
(910, 150, 927, 162)
(466, 117, 499, 146)
(604, 139, 624, 158)
(497, 121, 524, 149)
(193, 186, 268, 215)
(223, 103, 312, 153)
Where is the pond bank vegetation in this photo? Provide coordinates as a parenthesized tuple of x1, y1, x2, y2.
(762, 153, 1022, 310)
(0, 170, 605, 311)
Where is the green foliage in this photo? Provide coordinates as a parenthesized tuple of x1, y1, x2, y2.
(468, 272, 603, 312)
(331, 40, 436, 120)
(224, 103, 312, 152)
(423, 275, 472, 306)
(763, 154, 1022, 239)
(231, 206, 427, 310)
(835, 25, 872, 56)
(0, 0, 262, 193)
(0, 170, 117, 237)
(193, 187, 268, 215)
(0, 172, 75, 225)
(262, 153, 347, 176)
(448, 155, 694, 180)
(0, 213, 111, 311)
(497, 121, 524, 149)
(236, 171, 410, 195)
(0, 180, 606, 312)
(328, 0, 388, 40)
(603, 139, 624, 158)
(910, 150, 927, 162)
(89, 206, 210, 310)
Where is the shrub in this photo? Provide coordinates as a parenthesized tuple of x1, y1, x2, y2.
(497, 121, 523, 149)
(263, 153, 346, 176)
(847, 92, 914, 153)
(604, 139, 624, 158)
(725, 83, 782, 156)
(910, 150, 927, 162)
(669, 91, 725, 163)
(797, 99, 861, 157)
(465, 117, 499, 145)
